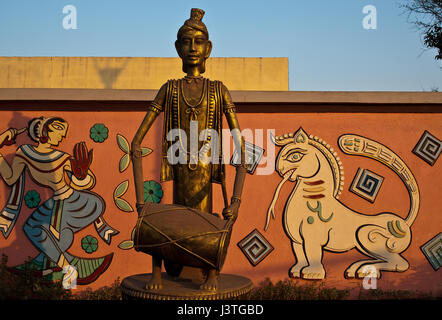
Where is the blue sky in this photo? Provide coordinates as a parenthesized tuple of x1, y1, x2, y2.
(0, 0, 441, 91)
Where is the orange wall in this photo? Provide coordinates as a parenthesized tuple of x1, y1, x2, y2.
(0, 110, 440, 296)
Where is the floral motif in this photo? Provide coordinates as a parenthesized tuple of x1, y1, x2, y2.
(81, 235, 98, 254)
(113, 180, 134, 212)
(116, 134, 152, 173)
(90, 123, 109, 143)
(24, 190, 40, 208)
(143, 180, 163, 204)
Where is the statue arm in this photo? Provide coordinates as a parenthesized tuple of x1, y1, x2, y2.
(221, 84, 247, 221)
(131, 83, 167, 212)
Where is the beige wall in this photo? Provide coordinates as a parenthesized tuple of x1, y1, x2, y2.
(0, 57, 288, 91)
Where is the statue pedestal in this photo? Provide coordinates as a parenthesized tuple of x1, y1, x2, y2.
(120, 273, 253, 300)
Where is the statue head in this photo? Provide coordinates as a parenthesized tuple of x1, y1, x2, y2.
(175, 8, 212, 75)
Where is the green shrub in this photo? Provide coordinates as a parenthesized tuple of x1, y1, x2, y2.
(0, 253, 123, 300)
(358, 288, 436, 300)
(0, 254, 72, 300)
(248, 278, 350, 300)
(72, 278, 122, 300)
(2, 253, 438, 300)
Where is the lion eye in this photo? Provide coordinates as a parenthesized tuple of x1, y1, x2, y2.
(285, 151, 304, 163)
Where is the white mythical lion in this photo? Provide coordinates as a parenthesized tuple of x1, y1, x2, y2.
(265, 128, 420, 280)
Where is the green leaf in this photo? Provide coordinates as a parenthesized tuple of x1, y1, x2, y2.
(114, 180, 129, 198)
(141, 147, 153, 157)
(119, 153, 130, 173)
(114, 197, 134, 213)
(117, 134, 130, 153)
(118, 240, 134, 250)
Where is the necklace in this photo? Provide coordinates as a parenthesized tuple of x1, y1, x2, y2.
(184, 75, 203, 84)
(181, 78, 206, 121)
(172, 79, 216, 170)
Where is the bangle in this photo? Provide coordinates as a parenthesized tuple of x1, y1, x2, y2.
(236, 163, 248, 171)
(231, 196, 241, 204)
(130, 149, 142, 159)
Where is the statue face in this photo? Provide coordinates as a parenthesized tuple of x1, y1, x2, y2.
(175, 29, 212, 73)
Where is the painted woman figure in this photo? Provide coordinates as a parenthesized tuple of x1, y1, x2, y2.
(0, 116, 118, 285)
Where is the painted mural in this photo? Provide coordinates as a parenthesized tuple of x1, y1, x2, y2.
(0, 111, 439, 295)
(113, 133, 153, 213)
(265, 128, 420, 280)
(0, 117, 119, 286)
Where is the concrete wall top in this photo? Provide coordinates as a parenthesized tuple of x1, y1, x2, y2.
(0, 57, 289, 91)
(0, 88, 441, 113)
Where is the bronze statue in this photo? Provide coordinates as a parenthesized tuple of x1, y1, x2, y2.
(131, 8, 246, 291)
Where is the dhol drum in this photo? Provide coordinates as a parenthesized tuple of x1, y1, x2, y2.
(133, 203, 234, 271)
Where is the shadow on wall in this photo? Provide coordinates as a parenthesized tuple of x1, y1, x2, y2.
(93, 60, 129, 89)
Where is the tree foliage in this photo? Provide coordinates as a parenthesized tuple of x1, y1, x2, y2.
(402, 0, 442, 60)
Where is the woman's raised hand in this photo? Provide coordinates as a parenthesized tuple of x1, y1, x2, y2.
(70, 141, 93, 180)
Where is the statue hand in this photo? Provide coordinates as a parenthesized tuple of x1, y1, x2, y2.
(136, 203, 144, 215)
(70, 142, 93, 180)
(222, 200, 240, 222)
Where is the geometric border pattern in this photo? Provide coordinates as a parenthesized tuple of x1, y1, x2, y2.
(412, 130, 442, 166)
(349, 168, 384, 203)
(237, 229, 274, 267)
(420, 233, 442, 271)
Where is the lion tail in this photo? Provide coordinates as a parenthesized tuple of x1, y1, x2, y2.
(338, 134, 420, 227)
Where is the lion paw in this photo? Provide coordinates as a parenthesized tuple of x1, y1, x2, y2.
(345, 268, 356, 279)
(345, 272, 355, 279)
(289, 265, 306, 278)
(301, 266, 325, 280)
(356, 266, 380, 279)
